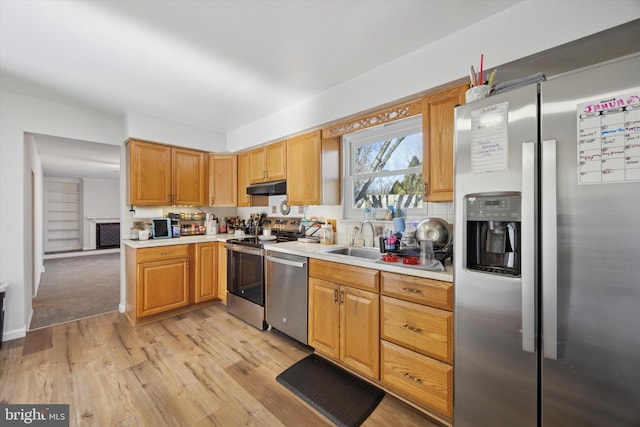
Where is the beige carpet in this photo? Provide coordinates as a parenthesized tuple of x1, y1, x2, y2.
(30, 252, 120, 329)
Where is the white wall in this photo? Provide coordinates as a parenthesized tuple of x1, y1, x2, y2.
(126, 111, 226, 152)
(226, 1, 640, 150)
(23, 134, 44, 296)
(0, 91, 126, 342)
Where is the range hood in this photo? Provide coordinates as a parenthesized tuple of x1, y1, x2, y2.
(246, 180, 286, 196)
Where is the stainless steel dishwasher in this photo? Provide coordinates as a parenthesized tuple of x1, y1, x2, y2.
(265, 250, 308, 345)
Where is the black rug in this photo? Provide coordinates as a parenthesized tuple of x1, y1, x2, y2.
(276, 354, 385, 427)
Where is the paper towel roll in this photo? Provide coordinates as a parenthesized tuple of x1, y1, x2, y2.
(132, 206, 163, 218)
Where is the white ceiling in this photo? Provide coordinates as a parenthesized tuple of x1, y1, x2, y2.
(3, 0, 524, 181)
(30, 134, 121, 180)
(0, 0, 521, 134)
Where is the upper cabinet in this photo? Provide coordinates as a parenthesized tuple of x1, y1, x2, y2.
(172, 147, 208, 206)
(237, 151, 267, 207)
(287, 131, 340, 206)
(127, 139, 207, 206)
(249, 139, 287, 183)
(208, 153, 237, 207)
(422, 83, 467, 202)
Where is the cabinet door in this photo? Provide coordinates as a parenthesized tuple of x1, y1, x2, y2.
(287, 131, 321, 205)
(340, 286, 380, 379)
(137, 258, 189, 317)
(217, 241, 227, 303)
(209, 153, 237, 207)
(265, 139, 287, 181)
(249, 147, 267, 183)
(237, 151, 251, 207)
(172, 147, 207, 206)
(422, 84, 467, 202)
(128, 139, 172, 206)
(192, 243, 217, 303)
(308, 277, 340, 358)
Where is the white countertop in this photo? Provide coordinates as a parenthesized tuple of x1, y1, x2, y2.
(123, 233, 237, 248)
(123, 235, 453, 282)
(263, 241, 453, 282)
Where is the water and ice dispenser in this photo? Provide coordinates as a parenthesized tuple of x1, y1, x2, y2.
(465, 193, 522, 277)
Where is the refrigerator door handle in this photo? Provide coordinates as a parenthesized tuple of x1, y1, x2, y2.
(542, 139, 558, 360)
(521, 141, 536, 353)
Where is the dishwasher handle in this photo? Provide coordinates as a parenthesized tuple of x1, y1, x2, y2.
(265, 255, 306, 269)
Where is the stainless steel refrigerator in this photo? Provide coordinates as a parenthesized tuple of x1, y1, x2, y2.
(453, 54, 640, 426)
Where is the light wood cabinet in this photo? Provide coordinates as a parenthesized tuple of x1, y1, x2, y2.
(127, 139, 207, 206)
(286, 131, 340, 206)
(249, 140, 287, 183)
(381, 295, 452, 363)
(171, 146, 208, 206)
(217, 241, 227, 303)
(308, 260, 380, 379)
(381, 272, 453, 311)
(126, 245, 190, 323)
(379, 271, 454, 421)
(127, 139, 172, 205)
(237, 151, 267, 207)
(422, 83, 467, 202)
(309, 258, 379, 292)
(381, 340, 453, 417)
(208, 153, 237, 207)
(190, 242, 217, 303)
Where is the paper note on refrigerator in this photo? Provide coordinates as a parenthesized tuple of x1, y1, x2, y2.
(471, 102, 509, 173)
(577, 91, 640, 184)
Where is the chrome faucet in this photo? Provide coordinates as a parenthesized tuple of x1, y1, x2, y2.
(360, 220, 376, 247)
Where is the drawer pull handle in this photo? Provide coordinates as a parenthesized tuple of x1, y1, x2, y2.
(403, 324, 423, 333)
(402, 287, 422, 294)
(403, 372, 422, 383)
(160, 252, 171, 255)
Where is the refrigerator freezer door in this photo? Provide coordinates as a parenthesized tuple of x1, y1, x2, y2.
(454, 84, 539, 427)
(540, 55, 640, 426)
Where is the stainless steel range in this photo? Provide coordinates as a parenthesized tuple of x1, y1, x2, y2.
(225, 216, 303, 330)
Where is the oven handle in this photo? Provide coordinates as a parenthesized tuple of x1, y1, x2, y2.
(226, 244, 264, 256)
(266, 255, 306, 269)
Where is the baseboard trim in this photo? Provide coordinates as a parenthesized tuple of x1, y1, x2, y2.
(2, 325, 27, 343)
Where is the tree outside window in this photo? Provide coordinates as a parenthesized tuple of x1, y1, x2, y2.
(344, 115, 423, 219)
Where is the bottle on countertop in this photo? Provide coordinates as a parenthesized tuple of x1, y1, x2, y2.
(320, 224, 334, 245)
(363, 197, 373, 220)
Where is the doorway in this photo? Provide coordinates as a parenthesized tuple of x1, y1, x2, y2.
(29, 133, 121, 329)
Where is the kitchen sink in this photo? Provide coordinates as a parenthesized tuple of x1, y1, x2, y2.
(319, 246, 380, 260)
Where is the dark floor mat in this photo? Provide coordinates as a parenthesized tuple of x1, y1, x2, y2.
(276, 354, 385, 427)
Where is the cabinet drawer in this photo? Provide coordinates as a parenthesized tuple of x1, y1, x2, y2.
(137, 244, 190, 263)
(381, 272, 452, 310)
(381, 340, 452, 418)
(381, 296, 452, 363)
(310, 258, 379, 292)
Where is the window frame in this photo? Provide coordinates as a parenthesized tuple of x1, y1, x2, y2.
(342, 115, 425, 220)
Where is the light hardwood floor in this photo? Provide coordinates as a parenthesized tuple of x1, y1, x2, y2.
(0, 304, 442, 426)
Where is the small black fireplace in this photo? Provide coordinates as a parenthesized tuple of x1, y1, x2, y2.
(96, 222, 120, 249)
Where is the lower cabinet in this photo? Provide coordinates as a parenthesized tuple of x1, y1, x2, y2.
(190, 242, 217, 303)
(308, 259, 454, 424)
(308, 260, 380, 379)
(126, 242, 222, 326)
(216, 241, 227, 303)
(380, 340, 453, 417)
(127, 245, 190, 321)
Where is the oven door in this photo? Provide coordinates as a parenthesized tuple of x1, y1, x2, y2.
(226, 244, 265, 306)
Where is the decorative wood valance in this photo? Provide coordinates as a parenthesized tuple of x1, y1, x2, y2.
(321, 99, 422, 139)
